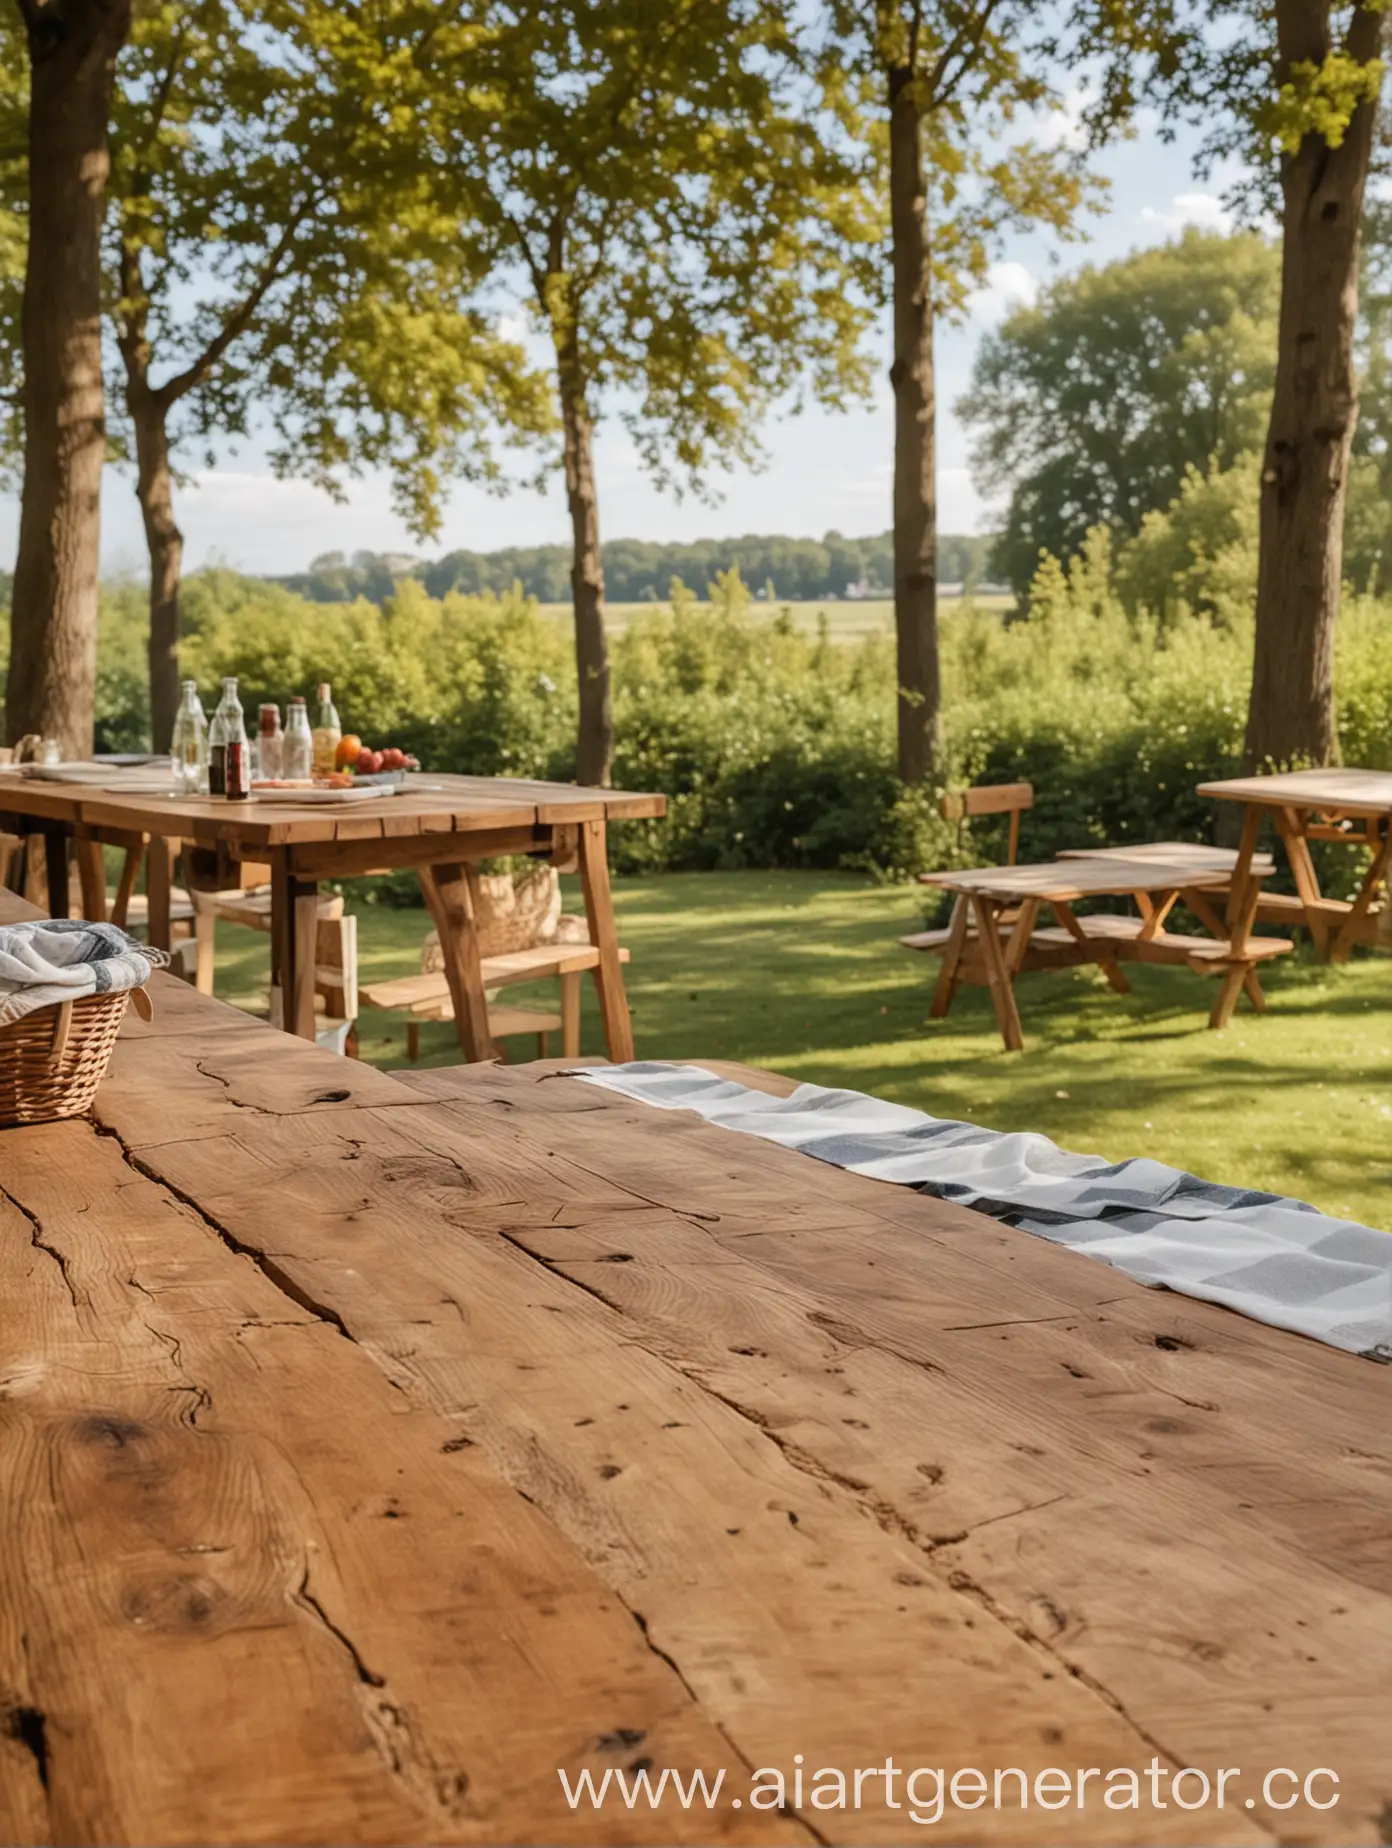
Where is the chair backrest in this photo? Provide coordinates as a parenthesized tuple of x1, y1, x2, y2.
(939, 782, 1034, 864)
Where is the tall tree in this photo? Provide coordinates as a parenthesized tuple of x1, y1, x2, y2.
(8, 0, 131, 756)
(823, 2, 1157, 784)
(109, 0, 550, 749)
(963, 229, 1280, 598)
(421, 0, 877, 786)
(1140, 0, 1390, 764)
(1245, 1, 1386, 768)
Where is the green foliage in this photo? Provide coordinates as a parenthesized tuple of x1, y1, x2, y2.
(417, 0, 879, 497)
(108, 0, 552, 533)
(963, 229, 1280, 598)
(11, 466, 1391, 885)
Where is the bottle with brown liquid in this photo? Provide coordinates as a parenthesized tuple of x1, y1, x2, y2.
(257, 704, 283, 781)
(224, 687, 251, 800)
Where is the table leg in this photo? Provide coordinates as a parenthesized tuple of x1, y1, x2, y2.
(43, 828, 70, 919)
(971, 895, 1024, 1052)
(294, 885, 319, 1038)
(577, 818, 634, 1062)
(1209, 964, 1248, 1030)
(1330, 823, 1392, 962)
(74, 833, 107, 922)
(268, 855, 320, 1040)
(1272, 806, 1329, 957)
(561, 970, 582, 1058)
(145, 836, 174, 952)
(929, 895, 969, 1018)
(419, 863, 497, 1063)
(1225, 804, 1264, 931)
(111, 844, 142, 929)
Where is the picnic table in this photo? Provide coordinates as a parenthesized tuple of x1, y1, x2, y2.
(1196, 768, 1392, 961)
(0, 770, 664, 1062)
(0, 883, 1386, 1845)
(918, 855, 1288, 1050)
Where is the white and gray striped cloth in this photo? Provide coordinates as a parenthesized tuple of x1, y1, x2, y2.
(0, 920, 166, 1026)
(575, 1063, 1392, 1363)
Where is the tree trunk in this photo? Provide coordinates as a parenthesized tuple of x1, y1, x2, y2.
(1245, 1, 1385, 770)
(887, 56, 941, 786)
(7, 0, 132, 757)
(554, 322, 612, 788)
(131, 389, 184, 752)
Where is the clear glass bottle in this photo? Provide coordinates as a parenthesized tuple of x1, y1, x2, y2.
(208, 677, 239, 796)
(257, 704, 283, 781)
(311, 682, 341, 778)
(283, 697, 313, 781)
(224, 686, 251, 800)
(170, 681, 209, 796)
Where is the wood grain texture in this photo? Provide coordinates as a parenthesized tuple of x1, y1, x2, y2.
(4, 941, 1386, 1844)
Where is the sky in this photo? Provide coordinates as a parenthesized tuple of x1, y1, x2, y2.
(0, 118, 1236, 579)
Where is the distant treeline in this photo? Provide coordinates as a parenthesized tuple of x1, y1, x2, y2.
(271, 531, 996, 606)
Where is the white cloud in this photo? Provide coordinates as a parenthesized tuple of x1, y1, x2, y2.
(966, 261, 1038, 324)
(1036, 85, 1091, 153)
(1138, 191, 1233, 236)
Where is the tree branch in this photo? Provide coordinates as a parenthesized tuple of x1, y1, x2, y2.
(155, 196, 320, 409)
(922, 0, 1008, 107)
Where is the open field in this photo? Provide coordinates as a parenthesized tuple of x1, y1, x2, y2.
(206, 867, 1392, 1232)
(533, 593, 1015, 639)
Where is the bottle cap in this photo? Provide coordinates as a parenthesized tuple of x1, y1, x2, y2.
(317, 682, 331, 700)
(259, 704, 279, 730)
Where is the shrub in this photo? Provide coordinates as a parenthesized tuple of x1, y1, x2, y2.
(8, 498, 1391, 884)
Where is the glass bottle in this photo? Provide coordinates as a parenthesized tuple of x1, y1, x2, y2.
(283, 697, 313, 781)
(170, 681, 209, 796)
(312, 682, 341, 778)
(208, 677, 239, 796)
(257, 704, 283, 781)
(224, 686, 251, 800)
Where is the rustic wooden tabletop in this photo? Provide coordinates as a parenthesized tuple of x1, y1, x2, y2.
(0, 889, 1386, 1844)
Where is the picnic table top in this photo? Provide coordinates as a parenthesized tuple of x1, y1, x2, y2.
(920, 856, 1237, 904)
(0, 768, 665, 847)
(1197, 766, 1392, 816)
(1057, 841, 1275, 873)
(0, 886, 1387, 1845)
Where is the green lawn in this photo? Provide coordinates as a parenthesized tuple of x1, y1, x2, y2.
(209, 868, 1392, 1232)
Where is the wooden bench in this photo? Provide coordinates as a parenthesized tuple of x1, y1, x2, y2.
(361, 941, 631, 1061)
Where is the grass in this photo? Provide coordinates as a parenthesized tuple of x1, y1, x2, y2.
(207, 868, 1392, 1232)
(532, 594, 1015, 641)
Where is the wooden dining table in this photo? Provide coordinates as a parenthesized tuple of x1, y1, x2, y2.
(0, 882, 1386, 1845)
(1197, 768, 1392, 961)
(0, 770, 664, 1062)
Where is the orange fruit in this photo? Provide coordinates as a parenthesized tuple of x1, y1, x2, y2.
(334, 733, 362, 771)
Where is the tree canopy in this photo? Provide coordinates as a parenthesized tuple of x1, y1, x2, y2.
(964, 229, 1281, 598)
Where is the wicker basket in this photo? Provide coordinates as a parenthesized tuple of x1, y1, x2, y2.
(424, 865, 562, 968)
(0, 986, 151, 1128)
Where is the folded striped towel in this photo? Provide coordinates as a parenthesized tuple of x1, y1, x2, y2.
(0, 920, 168, 1026)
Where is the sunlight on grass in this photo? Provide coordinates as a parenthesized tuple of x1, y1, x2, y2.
(208, 868, 1392, 1231)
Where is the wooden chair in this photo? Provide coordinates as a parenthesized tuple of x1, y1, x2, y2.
(939, 781, 1034, 865)
(903, 782, 1035, 961)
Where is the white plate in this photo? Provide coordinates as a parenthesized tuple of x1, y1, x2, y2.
(252, 784, 386, 805)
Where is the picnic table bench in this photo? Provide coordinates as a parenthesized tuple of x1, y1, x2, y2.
(911, 855, 1290, 1050)
(1197, 768, 1392, 960)
(0, 883, 1387, 1844)
(0, 770, 663, 1064)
